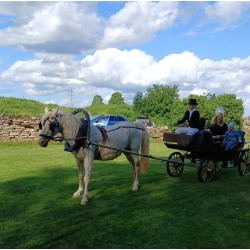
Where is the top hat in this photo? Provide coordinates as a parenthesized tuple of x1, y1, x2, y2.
(188, 99, 198, 105)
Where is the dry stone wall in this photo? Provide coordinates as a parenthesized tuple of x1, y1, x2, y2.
(0, 115, 40, 142)
(146, 126, 171, 140)
(0, 114, 172, 142)
(1, 115, 249, 142)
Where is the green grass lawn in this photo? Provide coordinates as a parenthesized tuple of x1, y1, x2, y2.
(0, 141, 250, 248)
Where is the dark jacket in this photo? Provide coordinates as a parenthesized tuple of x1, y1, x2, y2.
(210, 123, 228, 137)
(178, 110, 200, 129)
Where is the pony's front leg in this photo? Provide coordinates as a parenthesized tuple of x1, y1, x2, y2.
(80, 152, 93, 205)
(73, 158, 84, 198)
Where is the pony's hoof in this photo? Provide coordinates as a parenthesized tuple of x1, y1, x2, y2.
(72, 192, 81, 198)
(132, 187, 138, 192)
(80, 199, 88, 206)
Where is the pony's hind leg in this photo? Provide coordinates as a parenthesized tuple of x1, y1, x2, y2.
(73, 158, 84, 198)
(125, 153, 140, 192)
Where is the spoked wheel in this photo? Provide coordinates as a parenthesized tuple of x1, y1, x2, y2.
(238, 149, 250, 176)
(215, 161, 223, 171)
(198, 159, 216, 183)
(166, 152, 184, 177)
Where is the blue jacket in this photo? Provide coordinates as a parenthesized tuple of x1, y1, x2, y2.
(223, 130, 242, 144)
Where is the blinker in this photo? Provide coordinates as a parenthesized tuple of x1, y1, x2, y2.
(39, 120, 46, 130)
(39, 119, 58, 133)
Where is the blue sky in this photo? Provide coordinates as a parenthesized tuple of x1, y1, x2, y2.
(0, 1, 250, 116)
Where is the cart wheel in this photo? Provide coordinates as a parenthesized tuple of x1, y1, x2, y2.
(198, 160, 216, 183)
(166, 152, 184, 177)
(238, 149, 250, 176)
(215, 161, 223, 171)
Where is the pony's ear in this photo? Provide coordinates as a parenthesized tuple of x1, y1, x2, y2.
(44, 106, 50, 113)
(52, 106, 60, 116)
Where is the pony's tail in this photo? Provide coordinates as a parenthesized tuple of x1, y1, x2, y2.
(135, 122, 150, 174)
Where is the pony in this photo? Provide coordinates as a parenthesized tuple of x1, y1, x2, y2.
(38, 107, 150, 205)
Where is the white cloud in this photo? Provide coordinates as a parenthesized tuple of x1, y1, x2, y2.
(1, 48, 250, 114)
(0, 1, 179, 54)
(78, 48, 155, 88)
(0, 2, 102, 54)
(200, 1, 250, 31)
(99, 1, 178, 48)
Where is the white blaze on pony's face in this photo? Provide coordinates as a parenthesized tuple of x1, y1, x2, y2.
(38, 107, 59, 147)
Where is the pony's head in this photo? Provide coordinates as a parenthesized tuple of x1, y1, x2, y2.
(38, 106, 60, 147)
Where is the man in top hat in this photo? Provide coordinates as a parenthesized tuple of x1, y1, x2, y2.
(175, 98, 200, 136)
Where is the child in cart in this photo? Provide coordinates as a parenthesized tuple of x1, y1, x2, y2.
(221, 122, 242, 151)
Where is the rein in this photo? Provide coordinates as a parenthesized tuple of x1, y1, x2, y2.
(59, 125, 146, 141)
(39, 108, 146, 153)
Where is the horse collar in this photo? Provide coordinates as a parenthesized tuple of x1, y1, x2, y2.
(64, 119, 88, 152)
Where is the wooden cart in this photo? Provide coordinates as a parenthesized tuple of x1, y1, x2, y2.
(163, 131, 250, 182)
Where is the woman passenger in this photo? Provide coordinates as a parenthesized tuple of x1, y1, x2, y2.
(210, 110, 228, 143)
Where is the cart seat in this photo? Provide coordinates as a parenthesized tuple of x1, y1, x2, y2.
(163, 131, 214, 152)
(163, 133, 191, 150)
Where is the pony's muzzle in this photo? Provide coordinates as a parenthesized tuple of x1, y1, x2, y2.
(38, 136, 50, 147)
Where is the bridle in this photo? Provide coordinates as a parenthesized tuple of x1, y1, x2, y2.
(39, 115, 61, 140)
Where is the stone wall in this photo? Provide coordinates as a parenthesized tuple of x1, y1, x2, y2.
(146, 126, 171, 140)
(4, 115, 248, 142)
(0, 114, 172, 142)
(0, 115, 40, 142)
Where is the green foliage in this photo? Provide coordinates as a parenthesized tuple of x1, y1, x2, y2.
(1, 142, 250, 248)
(137, 84, 179, 126)
(167, 98, 186, 129)
(91, 95, 104, 106)
(108, 92, 125, 105)
(133, 91, 144, 113)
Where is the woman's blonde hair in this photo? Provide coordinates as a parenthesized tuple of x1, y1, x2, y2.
(213, 113, 224, 124)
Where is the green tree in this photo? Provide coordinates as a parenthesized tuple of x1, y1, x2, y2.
(108, 92, 125, 105)
(91, 95, 104, 106)
(142, 84, 179, 125)
(133, 91, 144, 114)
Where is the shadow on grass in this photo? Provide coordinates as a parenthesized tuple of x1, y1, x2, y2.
(1, 160, 250, 249)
